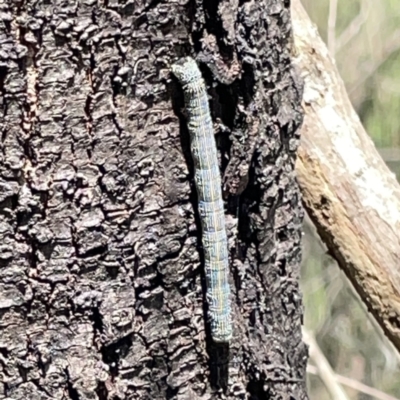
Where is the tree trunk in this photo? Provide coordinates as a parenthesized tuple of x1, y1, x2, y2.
(0, 1, 307, 399)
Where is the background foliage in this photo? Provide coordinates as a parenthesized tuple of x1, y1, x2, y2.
(300, 0, 400, 398)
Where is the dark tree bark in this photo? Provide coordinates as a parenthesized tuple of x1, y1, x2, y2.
(0, 0, 306, 399)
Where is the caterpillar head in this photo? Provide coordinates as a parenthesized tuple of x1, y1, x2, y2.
(171, 57, 202, 85)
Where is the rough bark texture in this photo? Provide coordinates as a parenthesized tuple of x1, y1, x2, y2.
(292, 0, 400, 353)
(0, 1, 306, 399)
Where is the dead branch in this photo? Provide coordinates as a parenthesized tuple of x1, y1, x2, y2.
(292, 0, 400, 353)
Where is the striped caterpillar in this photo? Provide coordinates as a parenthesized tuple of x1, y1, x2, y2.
(171, 57, 232, 343)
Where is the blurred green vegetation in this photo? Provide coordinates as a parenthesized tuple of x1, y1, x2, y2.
(299, 0, 400, 399)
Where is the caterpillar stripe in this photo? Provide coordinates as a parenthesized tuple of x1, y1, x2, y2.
(171, 57, 232, 343)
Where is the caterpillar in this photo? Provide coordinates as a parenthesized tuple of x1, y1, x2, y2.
(171, 57, 232, 343)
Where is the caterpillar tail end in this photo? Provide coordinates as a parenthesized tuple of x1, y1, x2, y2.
(211, 318, 233, 343)
(212, 332, 232, 344)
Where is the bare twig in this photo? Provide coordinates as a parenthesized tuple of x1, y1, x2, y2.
(327, 0, 338, 56)
(303, 329, 350, 400)
(305, 328, 400, 400)
(349, 29, 400, 94)
(336, 0, 372, 52)
(307, 365, 400, 400)
(378, 148, 400, 163)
